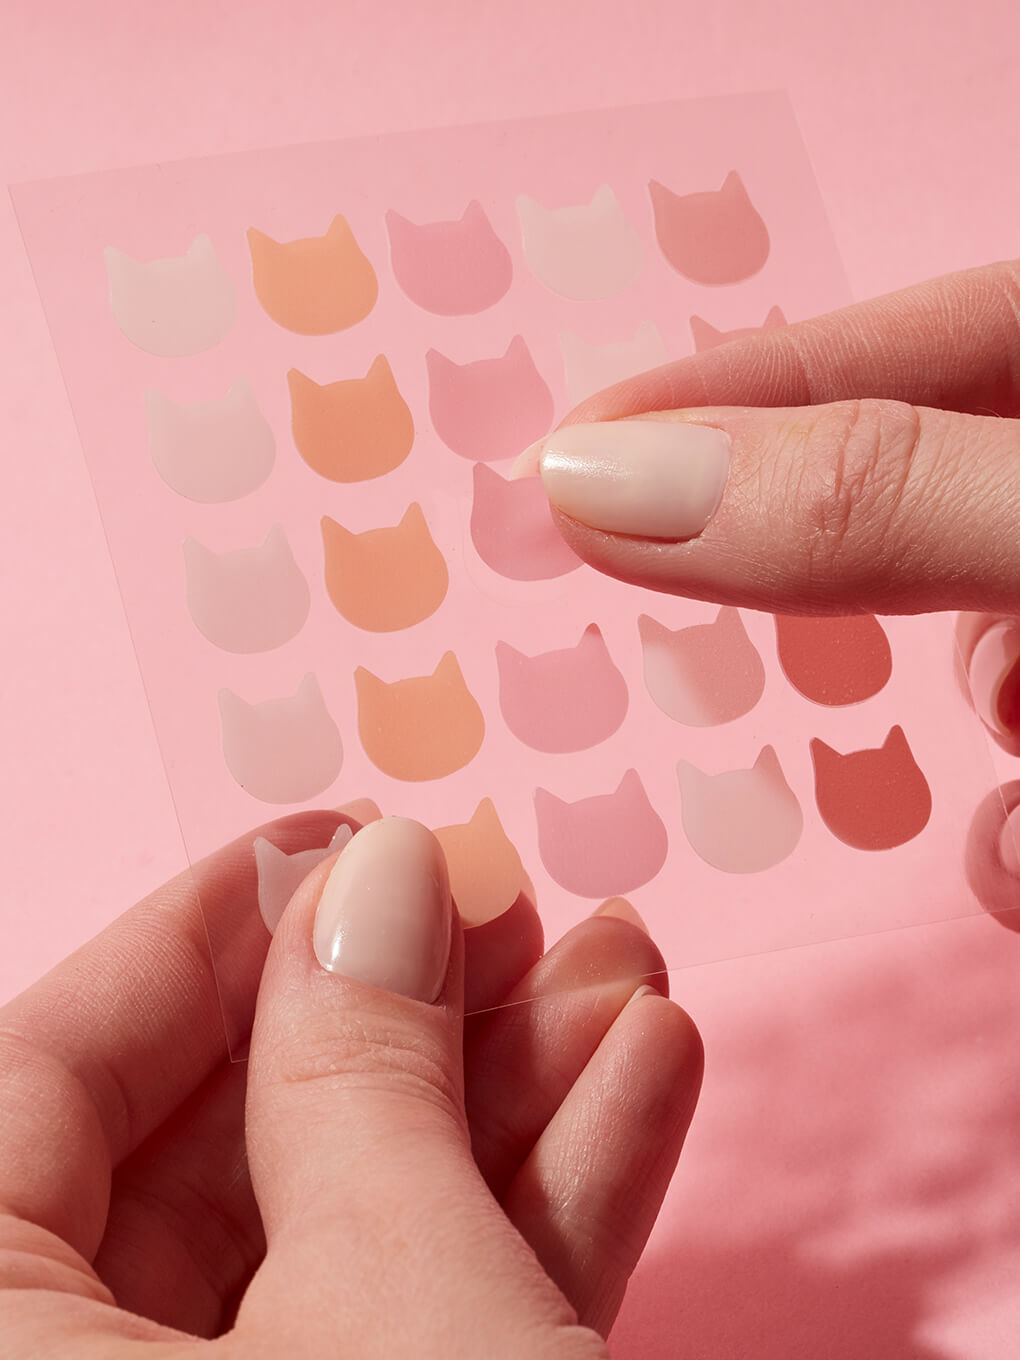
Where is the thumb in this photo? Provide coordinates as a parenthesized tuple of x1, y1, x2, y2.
(240, 816, 595, 1358)
(515, 400, 1020, 615)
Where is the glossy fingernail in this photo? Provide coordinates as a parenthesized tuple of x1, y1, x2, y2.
(512, 420, 730, 540)
(968, 621, 1020, 739)
(312, 817, 451, 1002)
(333, 796, 383, 825)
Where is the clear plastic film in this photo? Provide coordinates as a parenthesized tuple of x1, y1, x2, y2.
(13, 95, 1013, 1058)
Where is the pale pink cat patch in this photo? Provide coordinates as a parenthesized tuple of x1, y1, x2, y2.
(427, 337, 554, 462)
(649, 172, 770, 284)
(218, 674, 343, 804)
(470, 463, 582, 581)
(517, 186, 643, 299)
(535, 770, 668, 898)
(496, 624, 627, 753)
(639, 608, 765, 726)
(386, 202, 512, 314)
(254, 823, 353, 933)
(690, 305, 787, 352)
(105, 235, 237, 356)
(676, 747, 803, 874)
(183, 524, 310, 653)
(146, 379, 276, 503)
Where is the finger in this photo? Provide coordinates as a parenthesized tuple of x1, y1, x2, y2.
(463, 891, 545, 1016)
(241, 818, 597, 1358)
(465, 914, 668, 1199)
(965, 780, 1020, 928)
(0, 808, 348, 1258)
(567, 259, 1020, 424)
(518, 401, 1020, 614)
(94, 1060, 262, 1339)
(505, 989, 702, 1337)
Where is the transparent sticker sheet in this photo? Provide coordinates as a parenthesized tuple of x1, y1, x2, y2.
(14, 95, 1008, 1056)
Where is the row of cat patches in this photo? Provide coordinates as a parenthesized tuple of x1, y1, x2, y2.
(104, 172, 773, 353)
(254, 799, 530, 935)
(251, 725, 931, 936)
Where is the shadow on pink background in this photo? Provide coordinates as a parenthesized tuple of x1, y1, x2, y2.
(3, 2, 1020, 1355)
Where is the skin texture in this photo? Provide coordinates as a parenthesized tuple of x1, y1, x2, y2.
(5, 259, 1020, 1356)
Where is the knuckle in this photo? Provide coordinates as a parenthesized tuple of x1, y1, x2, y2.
(782, 398, 921, 590)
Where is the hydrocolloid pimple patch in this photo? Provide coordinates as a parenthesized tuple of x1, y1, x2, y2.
(321, 503, 448, 632)
(470, 463, 582, 581)
(289, 356, 414, 483)
(434, 799, 528, 927)
(675, 747, 803, 874)
(247, 215, 378, 334)
(386, 201, 512, 315)
(774, 614, 893, 706)
(649, 171, 770, 285)
(254, 822, 353, 934)
(218, 674, 343, 804)
(559, 322, 669, 406)
(534, 770, 668, 898)
(354, 652, 485, 782)
(496, 624, 627, 753)
(517, 185, 643, 300)
(105, 235, 237, 357)
(145, 379, 275, 503)
(639, 608, 765, 726)
(811, 727, 932, 851)
(427, 337, 554, 463)
(183, 525, 310, 654)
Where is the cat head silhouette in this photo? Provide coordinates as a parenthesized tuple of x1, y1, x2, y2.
(386, 201, 512, 314)
(247, 215, 378, 334)
(288, 355, 413, 482)
(649, 172, 770, 285)
(146, 378, 275, 503)
(321, 503, 448, 632)
(811, 727, 931, 850)
(434, 799, 528, 926)
(496, 624, 627, 753)
(534, 769, 667, 897)
(355, 652, 484, 781)
(426, 336, 554, 462)
(516, 185, 643, 299)
(638, 607, 765, 726)
(689, 305, 787, 352)
(106, 234, 236, 356)
(183, 524, 310, 653)
(218, 673, 343, 804)
(675, 746, 802, 873)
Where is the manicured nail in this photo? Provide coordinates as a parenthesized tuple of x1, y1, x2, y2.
(333, 796, 383, 825)
(968, 621, 1020, 740)
(512, 420, 731, 540)
(312, 817, 452, 1002)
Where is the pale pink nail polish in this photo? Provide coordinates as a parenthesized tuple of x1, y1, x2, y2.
(312, 817, 452, 1002)
(968, 621, 1020, 740)
(520, 420, 730, 540)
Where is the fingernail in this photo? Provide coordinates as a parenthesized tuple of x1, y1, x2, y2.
(312, 817, 452, 1002)
(591, 896, 650, 934)
(624, 982, 660, 1009)
(968, 621, 1020, 740)
(513, 420, 731, 540)
(333, 796, 383, 825)
(999, 805, 1020, 877)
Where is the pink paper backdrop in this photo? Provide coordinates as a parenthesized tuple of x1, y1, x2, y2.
(4, 2, 1020, 1356)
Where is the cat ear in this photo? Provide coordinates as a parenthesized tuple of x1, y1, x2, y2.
(355, 665, 382, 696)
(425, 347, 456, 376)
(434, 651, 461, 682)
(463, 200, 485, 223)
(515, 194, 541, 227)
(675, 758, 708, 794)
(144, 388, 174, 419)
(617, 768, 642, 797)
(764, 305, 787, 329)
(721, 171, 749, 202)
(689, 315, 724, 349)
(187, 234, 215, 260)
(385, 208, 412, 235)
(287, 367, 320, 394)
(295, 673, 322, 705)
(398, 502, 426, 531)
(883, 725, 909, 753)
(505, 334, 528, 361)
(262, 523, 287, 551)
(218, 687, 253, 720)
(469, 798, 497, 831)
(321, 515, 353, 545)
(752, 745, 782, 777)
(591, 184, 616, 210)
(327, 215, 353, 239)
(365, 353, 392, 386)
(181, 536, 215, 569)
(638, 612, 671, 644)
(535, 786, 568, 815)
(104, 245, 135, 285)
(254, 836, 289, 874)
(495, 639, 527, 665)
(714, 605, 742, 634)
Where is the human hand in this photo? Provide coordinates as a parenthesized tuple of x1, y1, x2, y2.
(517, 258, 1020, 920)
(0, 809, 702, 1358)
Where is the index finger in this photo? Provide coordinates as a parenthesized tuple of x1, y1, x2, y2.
(567, 259, 1020, 425)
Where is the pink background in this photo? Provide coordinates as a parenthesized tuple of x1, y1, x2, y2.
(3, 2, 1020, 1355)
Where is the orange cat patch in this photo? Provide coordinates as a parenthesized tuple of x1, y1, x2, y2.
(289, 355, 414, 482)
(247, 215, 377, 334)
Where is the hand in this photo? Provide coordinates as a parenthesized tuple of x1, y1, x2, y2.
(519, 257, 1020, 922)
(0, 809, 702, 1358)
